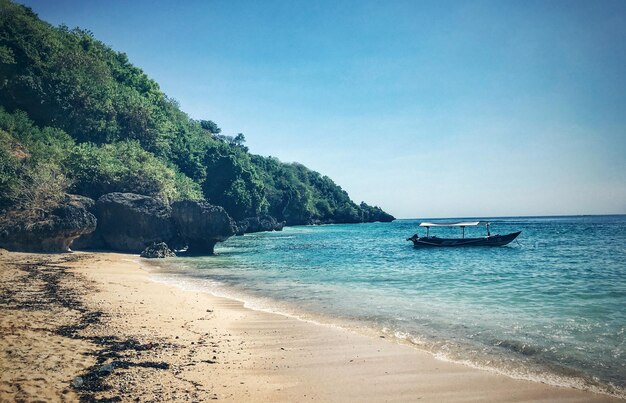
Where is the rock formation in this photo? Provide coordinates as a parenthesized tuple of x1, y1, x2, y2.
(0, 195, 97, 253)
(140, 242, 176, 258)
(94, 193, 173, 253)
(235, 215, 285, 235)
(68, 195, 107, 250)
(171, 201, 235, 254)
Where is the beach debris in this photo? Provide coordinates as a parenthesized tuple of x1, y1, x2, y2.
(2, 253, 211, 401)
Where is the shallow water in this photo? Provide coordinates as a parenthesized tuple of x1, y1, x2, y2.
(148, 215, 626, 397)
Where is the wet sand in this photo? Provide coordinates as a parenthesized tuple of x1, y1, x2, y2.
(0, 250, 622, 402)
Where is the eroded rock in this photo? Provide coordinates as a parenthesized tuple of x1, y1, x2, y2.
(140, 242, 176, 258)
(236, 215, 285, 235)
(95, 193, 173, 253)
(171, 201, 235, 254)
(0, 196, 97, 252)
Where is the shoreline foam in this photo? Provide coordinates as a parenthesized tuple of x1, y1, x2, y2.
(2, 251, 623, 401)
(144, 258, 625, 400)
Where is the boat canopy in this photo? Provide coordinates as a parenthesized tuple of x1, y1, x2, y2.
(419, 221, 481, 227)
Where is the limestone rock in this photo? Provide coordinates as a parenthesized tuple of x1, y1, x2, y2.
(0, 197, 97, 252)
(68, 195, 107, 250)
(171, 201, 235, 254)
(236, 215, 285, 235)
(95, 193, 173, 253)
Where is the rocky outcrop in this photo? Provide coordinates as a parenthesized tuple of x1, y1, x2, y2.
(64, 194, 96, 211)
(358, 202, 395, 223)
(140, 242, 176, 258)
(364, 211, 395, 223)
(71, 194, 236, 255)
(0, 196, 97, 252)
(235, 215, 285, 235)
(171, 201, 235, 254)
(94, 193, 173, 253)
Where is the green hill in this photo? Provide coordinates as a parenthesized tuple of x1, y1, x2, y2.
(0, 0, 393, 225)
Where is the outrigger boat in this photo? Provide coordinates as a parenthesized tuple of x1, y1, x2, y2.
(407, 221, 521, 247)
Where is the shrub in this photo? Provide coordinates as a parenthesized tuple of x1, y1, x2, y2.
(65, 141, 190, 202)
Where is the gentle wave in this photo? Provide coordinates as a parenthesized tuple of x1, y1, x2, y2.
(144, 216, 626, 399)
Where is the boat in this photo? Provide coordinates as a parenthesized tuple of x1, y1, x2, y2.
(406, 221, 521, 247)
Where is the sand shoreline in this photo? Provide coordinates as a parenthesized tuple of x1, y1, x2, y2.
(0, 250, 622, 402)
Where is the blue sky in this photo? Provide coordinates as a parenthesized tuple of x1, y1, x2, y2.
(20, 0, 626, 218)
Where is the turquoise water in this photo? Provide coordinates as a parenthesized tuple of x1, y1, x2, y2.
(149, 216, 626, 397)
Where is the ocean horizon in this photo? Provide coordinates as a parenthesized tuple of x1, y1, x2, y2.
(147, 214, 626, 398)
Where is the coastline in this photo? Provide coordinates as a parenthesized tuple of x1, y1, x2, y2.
(0, 251, 622, 402)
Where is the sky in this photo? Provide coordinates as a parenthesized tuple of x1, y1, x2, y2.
(18, 0, 626, 218)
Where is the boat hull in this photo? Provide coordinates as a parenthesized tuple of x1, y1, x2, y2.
(410, 231, 521, 247)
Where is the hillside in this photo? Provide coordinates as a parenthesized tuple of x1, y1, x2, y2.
(0, 0, 394, 225)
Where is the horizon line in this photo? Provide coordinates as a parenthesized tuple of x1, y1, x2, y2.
(394, 213, 626, 221)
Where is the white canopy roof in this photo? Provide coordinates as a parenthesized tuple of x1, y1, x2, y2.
(419, 221, 481, 227)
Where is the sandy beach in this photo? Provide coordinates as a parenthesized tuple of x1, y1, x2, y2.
(0, 250, 622, 402)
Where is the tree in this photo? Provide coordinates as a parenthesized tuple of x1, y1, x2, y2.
(200, 120, 221, 134)
(232, 133, 248, 151)
(233, 133, 245, 146)
(201, 142, 265, 220)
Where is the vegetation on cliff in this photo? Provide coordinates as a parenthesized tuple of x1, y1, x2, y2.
(0, 0, 394, 225)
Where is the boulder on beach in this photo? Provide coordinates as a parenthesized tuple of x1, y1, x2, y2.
(95, 192, 173, 253)
(140, 242, 176, 258)
(171, 200, 235, 254)
(0, 195, 97, 253)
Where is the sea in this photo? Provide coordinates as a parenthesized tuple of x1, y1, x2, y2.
(147, 215, 626, 398)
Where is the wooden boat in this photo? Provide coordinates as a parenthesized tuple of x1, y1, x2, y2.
(407, 221, 521, 247)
